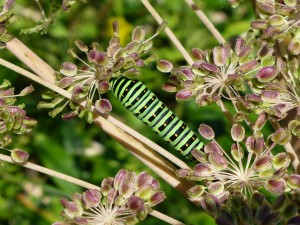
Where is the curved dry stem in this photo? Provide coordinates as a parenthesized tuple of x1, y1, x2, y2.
(140, 0, 194, 65)
(184, 0, 225, 44)
(0, 153, 185, 225)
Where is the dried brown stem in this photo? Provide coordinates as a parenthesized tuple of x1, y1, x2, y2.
(184, 0, 225, 44)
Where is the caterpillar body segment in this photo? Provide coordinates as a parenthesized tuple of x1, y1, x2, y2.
(111, 76, 204, 157)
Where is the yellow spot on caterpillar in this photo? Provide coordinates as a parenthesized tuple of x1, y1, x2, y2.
(164, 123, 167, 126)
(153, 114, 156, 117)
(144, 106, 147, 109)
(152, 98, 155, 100)
(143, 90, 146, 93)
(175, 134, 178, 137)
(192, 137, 195, 140)
(126, 89, 128, 91)
(171, 116, 174, 119)
(185, 144, 189, 147)
(122, 95, 124, 98)
(137, 98, 139, 100)
(182, 126, 185, 129)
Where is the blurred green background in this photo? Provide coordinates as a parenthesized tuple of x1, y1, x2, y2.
(0, 0, 254, 224)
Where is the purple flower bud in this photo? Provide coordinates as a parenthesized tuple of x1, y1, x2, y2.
(200, 194, 221, 216)
(288, 39, 300, 55)
(273, 152, 290, 169)
(162, 83, 177, 92)
(198, 124, 215, 140)
(187, 185, 205, 198)
(272, 194, 288, 211)
(149, 191, 166, 206)
(127, 196, 144, 214)
(52, 222, 66, 225)
(19, 85, 34, 96)
(124, 68, 140, 78)
(257, 66, 278, 83)
(193, 163, 213, 177)
(191, 149, 206, 163)
(235, 38, 246, 55)
(257, 2, 276, 14)
(135, 172, 152, 189)
(58, 77, 74, 89)
(200, 62, 220, 73)
(180, 67, 194, 80)
(271, 128, 291, 145)
(98, 81, 110, 94)
(213, 46, 227, 67)
(208, 182, 224, 195)
(261, 90, 280, 103)
(101, 177, 114, 195)
(265, 179, 286, 194)
(238, 60, 259, 73)
(132, 26, 146, 43)
(112, 21, 119, 35)
(192, 60, 208, 76)
(176, 168, 192, 178)
(60, 198, 68, 207)
(254, 155, 272, 172)
(64, 201, 83, 218)
(114, 169, 129, 189)
(287, 175, 300, 189)
(157, 60, 173, 73)
(73, 218, 89, 225)
(251, 20, 268, 30)
(204, 141, 223, 155)
(238, 46, 252, 59)
(75, 40, 88, 52)
(270, 14, 286, 27)
(208, 152, 228, 170)
(252, 112, 267, 131)
(191, 48, 204, 60)
(11, 148, 29, 164)
(82, 189, 101, 208)
(231, 124, 245, 142)
(62, 111, 78, 121)
(231, 146, 244, 161)
(278, 5, 295, 16)
(245, 93, 262, 104)
(95, 99, 112, 114)
(60, 62, 77, 76)
(176, 89, 193, 101)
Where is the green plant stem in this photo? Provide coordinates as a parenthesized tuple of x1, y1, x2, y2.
(0, 153, 185, 225)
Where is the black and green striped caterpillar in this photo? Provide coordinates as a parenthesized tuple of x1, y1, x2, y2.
(111, 76, 204, 158)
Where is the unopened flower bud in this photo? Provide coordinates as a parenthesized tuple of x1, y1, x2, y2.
(11, 148, 29, 164)
(287, 175, 300, 189)
(265, 179, 286, 194)
(187, 185, 205, 198)
(176, 89, 193, 101)
(149, 191, 166, 206)
(127, 196, 145, 214)
(256, 66, 278, 83)
(208, 182, 224, 195)
(75, 40, 88, 52)
(191, 48, 204, 60)
(254, 155, 272, 172)
(95, 99, 112, 114)
(157, 60, 173, 73)
(60, 62, 77, 76)
(83, 189, 101, 208)
(162, 83, 177, 92)
(132, 26, 146, 43)
(198, 124, 214, 140)
(231, 124, 245, 142)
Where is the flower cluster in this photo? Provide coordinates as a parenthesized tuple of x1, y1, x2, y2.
(158, 38, 276, 107)
(0, 80, 36, 147)
(53, 170, 165, 225)
(0, 0, 14, 45)
(216, 192, 300, 224)
(39, 22, 165, 122)
(177, 123, 300, 218)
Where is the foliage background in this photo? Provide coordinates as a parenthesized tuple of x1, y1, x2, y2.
(0, 0, 255, 224)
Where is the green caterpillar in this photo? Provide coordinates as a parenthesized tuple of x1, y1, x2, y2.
(111, 76, 204, 158)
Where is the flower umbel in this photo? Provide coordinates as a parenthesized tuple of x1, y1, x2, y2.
(54, 170, 166, 225)
(177, 123, 298, 216)
(39, 21, 166, 123)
